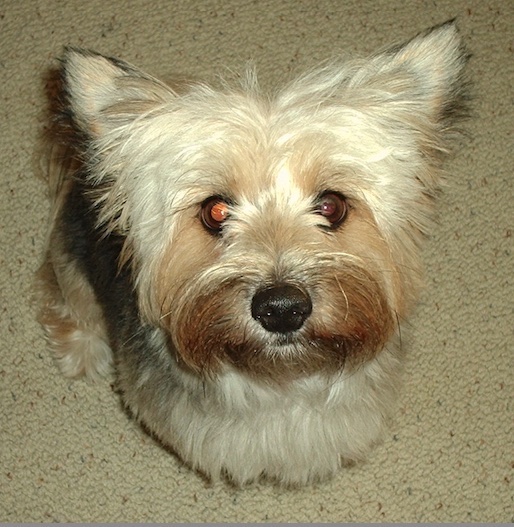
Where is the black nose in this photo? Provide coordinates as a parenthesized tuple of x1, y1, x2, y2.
(251, 284, 312, 334)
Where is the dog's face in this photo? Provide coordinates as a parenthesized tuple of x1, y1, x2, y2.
(62, 24, 466, 380)
(150, 122, 405, 380)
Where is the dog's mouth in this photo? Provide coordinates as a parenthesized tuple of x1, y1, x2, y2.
(221, 326, 382, 382)
(272, 333, 299, 347)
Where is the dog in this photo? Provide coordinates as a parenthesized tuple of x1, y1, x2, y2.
(37, 20, 468, 486)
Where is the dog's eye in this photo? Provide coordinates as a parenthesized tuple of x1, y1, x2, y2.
(315, 192, 348, 228)
(201, 196, 230, 233)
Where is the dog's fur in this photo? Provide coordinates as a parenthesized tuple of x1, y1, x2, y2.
(38, 21, 468, 486)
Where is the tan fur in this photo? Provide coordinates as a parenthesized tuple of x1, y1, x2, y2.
(37, 257, 112, 381)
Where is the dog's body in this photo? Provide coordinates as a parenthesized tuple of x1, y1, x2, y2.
(38, 22, 468, 486)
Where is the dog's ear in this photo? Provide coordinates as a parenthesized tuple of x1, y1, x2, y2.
(369, 20, 470, 126)
(62, 48, 174, 136)
(284, 21, 469, 137)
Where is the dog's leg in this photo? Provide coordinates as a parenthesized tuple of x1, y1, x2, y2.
(37, 133, 113, 381)
(37, 230, 112, 381)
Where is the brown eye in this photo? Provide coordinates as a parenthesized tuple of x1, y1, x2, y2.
(201, 196, 230, 233)
(316, 192, 348, 228)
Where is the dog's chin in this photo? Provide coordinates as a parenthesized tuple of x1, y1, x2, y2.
(168, 327, 392, 383)
(223, 334, 363, 382)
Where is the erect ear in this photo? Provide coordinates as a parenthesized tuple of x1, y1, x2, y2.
(62, 48, 174, 136)
(363, 20, 470, 125)
(282, 20, 469, 140)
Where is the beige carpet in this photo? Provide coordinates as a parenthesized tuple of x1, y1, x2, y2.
(1, 0, 512, 522)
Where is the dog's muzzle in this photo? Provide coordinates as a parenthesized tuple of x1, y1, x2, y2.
(251, 284, 312, 334)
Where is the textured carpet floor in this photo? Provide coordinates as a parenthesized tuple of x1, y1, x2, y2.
(1, 0, 512, 522)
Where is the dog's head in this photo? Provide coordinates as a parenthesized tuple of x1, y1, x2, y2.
(60, 22, 468, 380)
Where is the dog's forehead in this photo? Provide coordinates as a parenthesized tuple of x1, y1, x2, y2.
(226, 154, 317, 210)
(262, 159, 303, 196)
(257, 162, 305, 206)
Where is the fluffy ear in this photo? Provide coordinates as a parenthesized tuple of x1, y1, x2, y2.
(371, 20, 470, 124)
(287, 20, 469, 137)
(62, 48, 174, 136)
